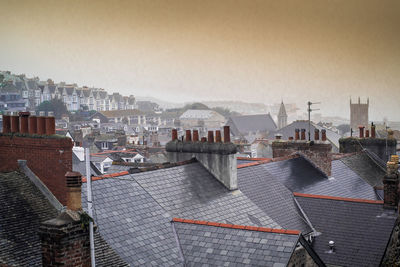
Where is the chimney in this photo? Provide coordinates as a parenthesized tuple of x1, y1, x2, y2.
(10, 112, 20, 133)
(272, 137, 332, 177)
(275, 134, 282, 140)
(215, 130, 222, 142)
(2, 112, 11, 133)
(166, 126, 238, 190)
(45, 111, 55, 135)
(288, 136, 294, 141)
(383, 157, 399, 209)
(300, 129, 306, 140)
(208, 131, 214, 143)
(37, 111, 46, 135)
(371, 122, 376, 138)
(39, 210, 91, 267)
(321, 129, 327, 141)
(314, 129, 320, 141)
(193, 130, 199, 142)
(65, 171, 82, 211)
(365, 129, 370, 138)
(171, 129, 178, 141)
(223, 126, 230, 143)
(19, 111, 30, 134)
(359, 126, 365, 138)
(28, 111, 37, 134)
(295, 129, 300, 140)
(185, 130, 192, 142)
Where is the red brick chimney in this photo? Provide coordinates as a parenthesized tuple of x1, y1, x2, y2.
(201, 137, 207, 142)
(295, 129, 300, 140)
(45, 111, 55, 135)
(208, 131, 214, 143)
(185, 130, 192, 142)
(366, 129, 370, 138)
(171, 129, 178, 141)
(223, 126, 230, 143)
(39, 211, 91, 267)
(300, 129, 306, 140)
(314, 129, 320, 141)
(359, 126, 365, 138)
(215, 130, 222, 143)
(193, 130, 199, 142)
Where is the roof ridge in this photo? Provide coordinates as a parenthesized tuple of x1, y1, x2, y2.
(237, 157, 270, 161)
(82, 158, 197, 183)
(237, 154, 299, 169)
(293, 192, 384, 204)
(171, 218, 300, 235)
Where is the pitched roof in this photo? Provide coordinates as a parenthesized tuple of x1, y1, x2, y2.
(237, 164, 312, 233)
(100, 109, 142, 118)
(173, 218, 299, 266)
(227, 114, 277, 136)
(260, 156, 379, 200)
(295, 193, 397, 267)
(180, 109, 223, 120)
(0, 171, 58, 266)
(82, 162, 281, 265)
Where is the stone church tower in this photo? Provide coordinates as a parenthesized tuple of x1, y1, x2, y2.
(277, 101, 288, 129)
(350, 97, 369, 131)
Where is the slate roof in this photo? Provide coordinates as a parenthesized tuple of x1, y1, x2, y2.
(82, 161, 281, 266)
(238, 164, 312, 234)
(72, 152, 102, 176)
(173, 218, 300, 266)
(295, 193, 397, 267)
(261, 156, 378, 200)
(0, 171, 58, 266)
(227, 114, 277, 136)
(339, 151, 386, 187)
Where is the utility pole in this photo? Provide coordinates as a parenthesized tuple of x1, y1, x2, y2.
(307, 101, 321, 141)
(85, 147, 96, 267)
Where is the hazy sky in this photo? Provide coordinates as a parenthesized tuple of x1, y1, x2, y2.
(0, 0, 399, 120)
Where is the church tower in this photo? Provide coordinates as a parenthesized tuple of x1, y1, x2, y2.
(277, 101, 288, 129)
(350, 97, 369, 131)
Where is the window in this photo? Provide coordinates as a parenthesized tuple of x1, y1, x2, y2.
(101, 142, 108, 149)
(23, 91, 28, 98)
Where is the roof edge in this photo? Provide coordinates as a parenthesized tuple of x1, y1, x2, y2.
(293, 192, 384, 204)
(172, 218, 300, 235)
(237, 154, 299, 169)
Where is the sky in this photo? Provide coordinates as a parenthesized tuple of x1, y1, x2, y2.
(0, 0, 399, 121)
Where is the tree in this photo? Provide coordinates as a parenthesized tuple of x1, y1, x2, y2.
(36, 99, 68, 119)
(183, 102, 209, 110)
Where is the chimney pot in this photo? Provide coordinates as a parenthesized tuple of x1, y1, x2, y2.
(314, 129, 320, 141)
(365, 129, 370, 138)
(223, 126, 231, 143)
(10, 113, 20, 133)
(65, 171, 82, 211)
(2, 112, 11, 133)
(171, 129, 178, 141)
(288, 136, 294, 140)
(300, 129, 306, 140)
(19, 112, 30, 134)
(37, 114, 46, 135)
(321, 129, 327, 141)
(201, 137, 207, 142)
(45, 114, 55, 135)
(28, 114, 37, 134)
(185, 130, 192, 142)
(193, 130, 199, 142)
(215, 130, 222, 142)
(275, 134, 282, 140)
(295, 129, 300, 140)
(208, 131, 214, 143)
(359, 126, 365, 138)
(371, 123, 376, 138)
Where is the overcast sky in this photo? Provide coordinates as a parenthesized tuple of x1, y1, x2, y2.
(0, 0, 399, 121)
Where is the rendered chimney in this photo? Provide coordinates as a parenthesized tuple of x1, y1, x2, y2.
(2, 112, 11, 133)
(208, 131, 214, 143)
(65, 171, 82, 211)
(215, 130, 222, 143)
(193, 130, 199, 142)
(223, 126, 230, 143)
(295, 129, 300, 140)
(321, 129, 327, 141)
(28, 111, 37, 134)
(300, 129, 306, 140)
(45, 111, 55, 135)
(314, 129, 320, 141)
(10, 112, 20, 133)
(185, 130, 192, 142)
(171, 129, 178, 141)
(19, 111, 30, 134)
(359, 126, 364, 138)
(37, 111, 46, 135)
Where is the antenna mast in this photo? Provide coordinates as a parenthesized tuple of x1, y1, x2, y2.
(307, 101, 321, 141)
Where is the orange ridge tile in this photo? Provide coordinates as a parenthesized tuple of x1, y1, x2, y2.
(293, 192, 384, 204)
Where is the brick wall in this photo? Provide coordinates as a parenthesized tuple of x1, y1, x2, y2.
(272, 140, 332, 176)
(0, 134, 73, 205)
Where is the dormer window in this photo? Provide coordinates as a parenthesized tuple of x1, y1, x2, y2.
(101, 142, 108, 150)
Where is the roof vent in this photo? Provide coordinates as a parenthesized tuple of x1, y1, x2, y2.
(328, 240, 335, 253)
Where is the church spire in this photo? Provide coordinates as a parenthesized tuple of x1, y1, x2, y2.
(278, 101, 287, 129)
